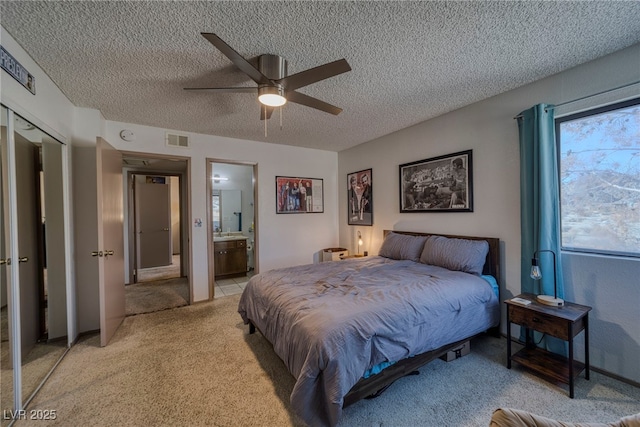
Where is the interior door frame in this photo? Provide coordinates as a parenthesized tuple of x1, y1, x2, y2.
(206, 158, 258, 300)
(127, 170, 185, 282)
(133, 177, 172, 270)
(121, 152, 191, 299)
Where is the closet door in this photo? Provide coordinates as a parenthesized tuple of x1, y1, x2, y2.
(0, 105, 17, 416)
(1, 106, 71, 414)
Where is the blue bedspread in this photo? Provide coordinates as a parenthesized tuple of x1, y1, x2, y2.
(238, 256, 500, 426)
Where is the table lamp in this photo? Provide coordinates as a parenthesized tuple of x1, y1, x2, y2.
(530, 249, 564, 307)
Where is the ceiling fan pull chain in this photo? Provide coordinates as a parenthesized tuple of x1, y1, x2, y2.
(280, 106, 283, 130)
(264, 104, 268, 138)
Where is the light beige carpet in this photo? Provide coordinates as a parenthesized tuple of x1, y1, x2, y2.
(1, 306, 67, 426)
(15, 295, 640, 426)
(125, 277, 189, 316)
(136, 255, 181, 282)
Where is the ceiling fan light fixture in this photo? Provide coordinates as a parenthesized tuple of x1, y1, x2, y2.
(258, 85, 287, 107)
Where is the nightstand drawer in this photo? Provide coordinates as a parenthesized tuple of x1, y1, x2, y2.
(508, 305, 570, 340)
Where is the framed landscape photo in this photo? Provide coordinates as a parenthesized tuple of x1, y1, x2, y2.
(347, 168, 373, 226)
(399, 150, 473, 213)
(276, 176, 324, 214)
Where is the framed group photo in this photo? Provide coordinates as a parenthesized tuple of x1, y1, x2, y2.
(399, 150, 473, 213)
(276, 176, 324, 214)
(347, 168, 373, 225)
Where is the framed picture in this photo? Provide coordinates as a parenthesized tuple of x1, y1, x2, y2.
(399, 150, 473, 212)
(276, 176, 324, 214)
(145, 176, 166, 184)
(347, 168, 373, 225)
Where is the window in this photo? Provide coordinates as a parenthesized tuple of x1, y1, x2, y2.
(556, 98, 640, 257)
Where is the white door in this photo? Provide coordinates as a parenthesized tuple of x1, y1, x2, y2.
(96, 137, 125, 347)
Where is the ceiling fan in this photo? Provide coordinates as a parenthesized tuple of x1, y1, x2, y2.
(185, 33, 352, 120)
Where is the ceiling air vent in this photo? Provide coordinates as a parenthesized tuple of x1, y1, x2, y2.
(166, 132, 190, 148)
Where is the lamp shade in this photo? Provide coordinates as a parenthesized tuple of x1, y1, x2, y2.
(530, 258, 542, 280)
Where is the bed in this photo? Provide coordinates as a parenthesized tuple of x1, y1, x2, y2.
(238, 230, 501, 426)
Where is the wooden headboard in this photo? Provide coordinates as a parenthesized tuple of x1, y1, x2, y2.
(383, 230, 501, 285)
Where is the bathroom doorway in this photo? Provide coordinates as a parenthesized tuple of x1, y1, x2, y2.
(207, 161, 257, 299)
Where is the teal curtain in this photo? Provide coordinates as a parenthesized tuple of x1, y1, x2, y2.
(518, 103, 565, 355)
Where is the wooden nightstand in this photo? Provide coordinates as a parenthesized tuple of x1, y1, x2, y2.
(505, 293, 591, 398)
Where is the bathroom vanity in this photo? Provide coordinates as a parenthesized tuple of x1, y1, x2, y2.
(213, 235, 248, 279)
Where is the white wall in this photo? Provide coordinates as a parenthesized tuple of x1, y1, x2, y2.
(0, 30, 74, 144)
(338, 44, 640, 383)
(104, 121, 338, 302)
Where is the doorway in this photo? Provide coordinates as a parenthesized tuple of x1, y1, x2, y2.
(122, 154, 190, 316)
(133, 174, 179, 282)
(207, 161, 257, 299)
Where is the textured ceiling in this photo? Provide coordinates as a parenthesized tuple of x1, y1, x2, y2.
(1, 1, 639, 152)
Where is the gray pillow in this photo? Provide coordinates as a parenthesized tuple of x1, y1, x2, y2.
(378, 232, 428, 262)
(419, 235, 488, 275)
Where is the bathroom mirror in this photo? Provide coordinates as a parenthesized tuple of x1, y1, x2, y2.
(212, 190, 241, 233)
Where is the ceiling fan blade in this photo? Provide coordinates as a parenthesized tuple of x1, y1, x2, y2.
(278, 59, 351, 91)
(286, 91, 343, 115)
(260, 105, 275, 121)
(201, 33, 270, 85)
(183, 87, 257, 93)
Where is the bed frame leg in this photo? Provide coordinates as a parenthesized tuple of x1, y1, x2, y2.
(249, 322, 256, 334)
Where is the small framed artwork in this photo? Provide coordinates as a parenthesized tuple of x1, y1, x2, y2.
(146, 176, 166, 184)
(276, 176, 324, 214)
(347, 168, 373, 225)
(399, 150, 473, 212)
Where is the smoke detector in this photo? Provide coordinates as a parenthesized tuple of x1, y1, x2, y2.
(119, 129, 135, 142)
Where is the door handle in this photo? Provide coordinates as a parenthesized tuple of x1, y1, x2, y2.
(162, 228, 169, 231)
(91, 251, 103, 257)
(18, 257, 28, 263)
(104, 250, 114, 258)
(0, 258, 9, 265)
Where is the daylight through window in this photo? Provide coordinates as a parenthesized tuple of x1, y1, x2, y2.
(556, 98, 640, 257)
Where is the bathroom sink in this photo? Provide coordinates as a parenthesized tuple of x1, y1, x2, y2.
(214, 235, 248, 242)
